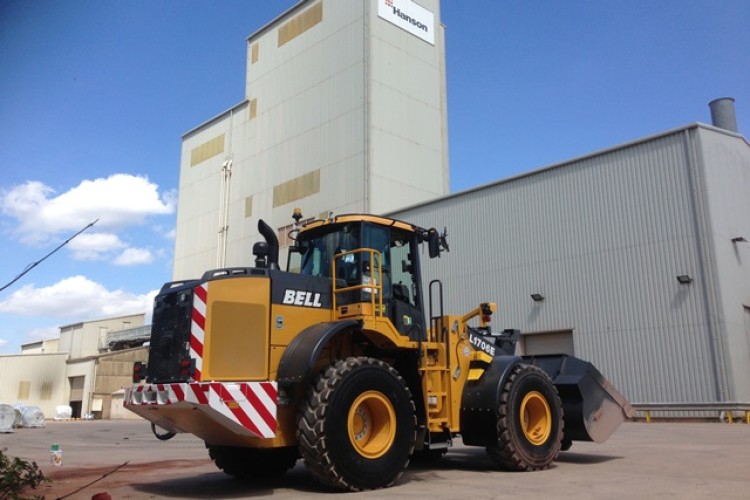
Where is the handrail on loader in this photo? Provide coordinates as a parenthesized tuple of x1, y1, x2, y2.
(332, 248, 384, 318)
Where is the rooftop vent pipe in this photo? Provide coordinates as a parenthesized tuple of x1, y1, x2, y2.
(708, 97, 738, 133)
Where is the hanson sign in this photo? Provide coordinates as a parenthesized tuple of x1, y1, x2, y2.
(378, 0, 435, 45)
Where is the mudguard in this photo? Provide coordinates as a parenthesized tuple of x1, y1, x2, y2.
(277, 320, 360, 385)
(460, 355, 523, 446)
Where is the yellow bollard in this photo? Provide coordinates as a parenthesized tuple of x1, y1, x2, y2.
(645, 410, 652, 424)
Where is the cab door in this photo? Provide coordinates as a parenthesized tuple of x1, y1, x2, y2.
(363, 223, 425, 340)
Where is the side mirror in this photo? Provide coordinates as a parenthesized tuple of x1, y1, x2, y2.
(428, 228, 440, 258)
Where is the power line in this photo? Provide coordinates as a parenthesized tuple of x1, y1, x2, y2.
(0, 219, 99, 293)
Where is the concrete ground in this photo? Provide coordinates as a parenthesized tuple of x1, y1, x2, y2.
(1, 419, 748, 499)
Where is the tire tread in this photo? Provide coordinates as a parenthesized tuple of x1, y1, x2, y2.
(297, 356, 416, 491)
(487, 364, 564, 471)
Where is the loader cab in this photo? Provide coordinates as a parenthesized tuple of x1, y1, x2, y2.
(290, 216, 427, 340)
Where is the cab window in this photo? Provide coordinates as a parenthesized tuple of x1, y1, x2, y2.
(296, 224, 360, 278)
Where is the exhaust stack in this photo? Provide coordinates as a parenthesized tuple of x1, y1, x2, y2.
(709, 97, 738, 133)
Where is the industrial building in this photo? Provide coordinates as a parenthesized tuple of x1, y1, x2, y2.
(392, 119, 750, 407)
(169, 0, 749, 410)
(173, 0, 449, 279)
(0, 314, 148, 419)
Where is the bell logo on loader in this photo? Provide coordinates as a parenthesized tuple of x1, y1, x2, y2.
(282, 289, 323, 308)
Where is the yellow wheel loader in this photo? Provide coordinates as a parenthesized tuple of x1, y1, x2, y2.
(126, 212, 633, 491)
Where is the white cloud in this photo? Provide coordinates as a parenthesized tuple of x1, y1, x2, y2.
(1, 174, 175, 245)
(161, 188, 178, 209)
(114, 247, 154, 266)
(153, 224, 176, 240)
(0, 339, 6, 348)
(0, 275, 157, 320)
(67, 232, 127, 260)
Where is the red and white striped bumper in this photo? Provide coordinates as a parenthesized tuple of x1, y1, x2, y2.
(125, 381, 277, 439)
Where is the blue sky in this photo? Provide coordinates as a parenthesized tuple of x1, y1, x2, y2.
(1, 0, 748, 354)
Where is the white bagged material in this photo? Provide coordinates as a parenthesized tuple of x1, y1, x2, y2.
(18, 405, 46, 428)
(55, 405, 73, 420)
(13, 407, 23, 428)
(0, 404, 15, 433)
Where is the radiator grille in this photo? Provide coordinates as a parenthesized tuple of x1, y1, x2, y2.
(147, 287, 194, 382)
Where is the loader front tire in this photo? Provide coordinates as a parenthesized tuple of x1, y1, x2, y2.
(298, 357, 416, 491)
(487, 364, 563, 471)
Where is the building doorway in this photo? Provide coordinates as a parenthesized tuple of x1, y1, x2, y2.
(520, 330, 575, 356)
(69, 376, 84, 419)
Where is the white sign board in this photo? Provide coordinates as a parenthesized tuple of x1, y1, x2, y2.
(377, 0, 435, 45)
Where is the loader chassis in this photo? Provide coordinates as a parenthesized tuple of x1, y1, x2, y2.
(126, 214, 633, 491)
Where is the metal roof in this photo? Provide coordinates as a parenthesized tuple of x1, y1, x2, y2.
(387, 122, 748, 217)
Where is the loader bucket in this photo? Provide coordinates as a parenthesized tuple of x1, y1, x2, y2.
(523, 355, 634, 443)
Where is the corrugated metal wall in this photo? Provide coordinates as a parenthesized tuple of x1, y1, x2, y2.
(59, 314, 145, 359)
(0, 354, 68, 418)
(697, 127, 750, 402)
(95, 348, 149, 395)
(94, 348, 149, 419)
(393, 128, 730, 404)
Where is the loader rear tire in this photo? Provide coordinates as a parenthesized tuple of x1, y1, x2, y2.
(207, 445, 298, 480)
(487, 364, 563, 471)
(297, 357, 416, 491)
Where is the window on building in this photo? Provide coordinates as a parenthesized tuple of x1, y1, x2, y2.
(18, 381, 31, 400)
(244, 196, 253, 218)
(251, 42, 259, 64)
(40, 381, 53, 400)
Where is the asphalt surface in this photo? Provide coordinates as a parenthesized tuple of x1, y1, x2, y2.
(1, 419, 749, 499)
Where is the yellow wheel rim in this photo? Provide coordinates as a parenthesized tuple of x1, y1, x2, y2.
(520, 391, 552, 445)
(347, 390, 396, 459)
